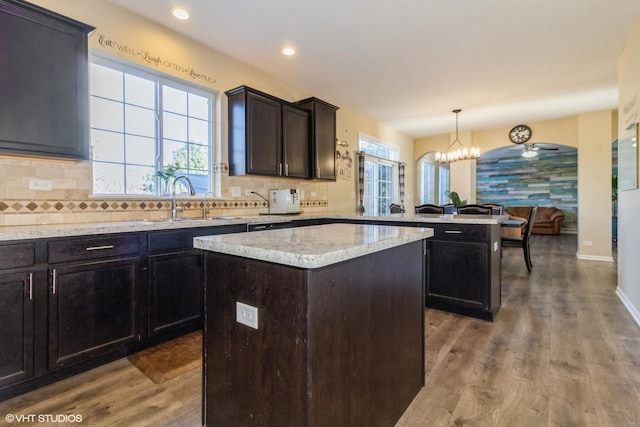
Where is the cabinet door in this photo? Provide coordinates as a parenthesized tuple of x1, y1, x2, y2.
(247, 91, 282, 176)
(0, 272, 34, 387)
(313, 101, 338, 180)
(48, 259, 139, 369)
(148, 250, 203, 336)
(296, 98, 338, 180)
(0, 1, 93, 159)
(282, 104, 310, 178)
(426, 240, 488, 309)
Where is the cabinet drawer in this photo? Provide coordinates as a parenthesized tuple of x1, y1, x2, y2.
(430, 224, 487, 242)
(149, 224, 246, 254)
(48, 234, 141, 264)
(0, 243, 36, 270)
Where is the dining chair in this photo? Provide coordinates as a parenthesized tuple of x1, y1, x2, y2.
(415, 204, 445, 214)
(483, 203, 504, 215)
(389, 203, 404, 213)
(456, 204, 492, 215)
(501, 205, 537, 272)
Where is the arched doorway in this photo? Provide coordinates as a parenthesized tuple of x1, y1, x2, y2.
(476, 143, 578, 234)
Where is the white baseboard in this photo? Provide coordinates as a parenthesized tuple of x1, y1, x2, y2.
(575, 253, 615, 262)
(616, 287, 640, 329)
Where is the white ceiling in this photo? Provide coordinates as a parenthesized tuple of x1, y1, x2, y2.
(109, 0, 640, 138)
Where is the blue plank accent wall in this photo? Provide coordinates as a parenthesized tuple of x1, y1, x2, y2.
(477, 150, 578, 233)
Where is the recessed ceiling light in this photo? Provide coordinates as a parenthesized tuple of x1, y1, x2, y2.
(172, 8, 189, 20)
(282, 47, 296, 56)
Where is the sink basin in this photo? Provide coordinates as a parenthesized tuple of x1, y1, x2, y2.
(144, 216, 240, 222)
(206, 216, 240, 220)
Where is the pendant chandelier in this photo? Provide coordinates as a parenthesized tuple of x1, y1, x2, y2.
(435, 109, 481, 164)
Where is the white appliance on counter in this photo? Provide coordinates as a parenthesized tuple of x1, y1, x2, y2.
(269, 189, 301, 214)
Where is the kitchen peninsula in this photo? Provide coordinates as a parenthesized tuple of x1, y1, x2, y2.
(194, 223, 433, 426)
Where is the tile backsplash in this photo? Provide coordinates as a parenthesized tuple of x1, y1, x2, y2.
(0, 156, 329, 226)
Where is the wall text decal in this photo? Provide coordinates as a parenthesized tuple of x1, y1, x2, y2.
(95, 32, 216, 85)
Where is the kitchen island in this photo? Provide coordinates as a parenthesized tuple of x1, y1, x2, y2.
(194, 223, 433, 426)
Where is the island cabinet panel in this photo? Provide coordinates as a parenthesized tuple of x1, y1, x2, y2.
(0, 0, 94, 159)
(203, 241, 424, 426)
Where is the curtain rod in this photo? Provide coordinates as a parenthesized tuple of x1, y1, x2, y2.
(357, 151, 405, 166)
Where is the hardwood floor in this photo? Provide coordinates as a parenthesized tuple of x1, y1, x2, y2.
(1, 235, 638, 426)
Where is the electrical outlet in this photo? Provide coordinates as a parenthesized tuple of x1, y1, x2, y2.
(583, 241, 593, 246)
(29, 179, 52, 191)
(230, 186, 241, 197)
(245, 189, 254, 196)
(236, 302, 258, 329)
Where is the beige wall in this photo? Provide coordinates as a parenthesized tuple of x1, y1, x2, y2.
(577, 111, 614, 260)
(617, 14, 640, 325)
(414, 112, 615, 260)
(331, 108, 415, 213)
(0, 0, 414, 225)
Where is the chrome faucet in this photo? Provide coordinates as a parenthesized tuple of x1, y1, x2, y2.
(250, 191, 270, 215)
(171, 176, 196, 219)
(202, 191, 214, 218)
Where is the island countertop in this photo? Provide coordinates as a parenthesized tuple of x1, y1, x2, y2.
(193, 223, 433, 269)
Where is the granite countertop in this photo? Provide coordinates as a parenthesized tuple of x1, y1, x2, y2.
(0, 212, 506, 241)
(194, 223, 434, 269)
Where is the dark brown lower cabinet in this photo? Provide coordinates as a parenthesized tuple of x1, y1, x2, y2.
(0, 272, 34, 388)
(425, 223, 501, 321)
(48, 258, 140, 369)
(148, 250, 202, 336)
(147, 224, 246, 338)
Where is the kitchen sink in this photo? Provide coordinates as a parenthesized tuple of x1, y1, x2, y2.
(144, 216, 240, 222)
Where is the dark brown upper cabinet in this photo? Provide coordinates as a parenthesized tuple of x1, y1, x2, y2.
(226, 86, 310, 178)
(0, 1, 94, 160)
(296, 97, 339, 181)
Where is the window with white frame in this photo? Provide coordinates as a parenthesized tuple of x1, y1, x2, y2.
(418, 154, 450, 205)
(359, 136, 399, 215)
(90, 55, 215, 196)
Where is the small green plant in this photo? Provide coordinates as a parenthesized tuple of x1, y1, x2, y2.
(449, 191, 467, 207)
(155, 162, 182, 195)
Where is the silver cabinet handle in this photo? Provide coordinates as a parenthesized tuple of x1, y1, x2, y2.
(278, 163, 283, 176)
(85, 245, 114, 251)
(285, 163, 289, 176)
(28, 272, 33, 300)
(52, 269, 57, 295)
(444, 230, 462, 234)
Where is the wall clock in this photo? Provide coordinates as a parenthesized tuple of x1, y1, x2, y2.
(509, 124, 532, 144)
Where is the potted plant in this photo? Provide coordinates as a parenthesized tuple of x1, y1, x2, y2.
(156, 162, 182, 195)
(449, 191, 467, 207)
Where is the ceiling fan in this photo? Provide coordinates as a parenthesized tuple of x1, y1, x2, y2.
(510, 143, 559, 158)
